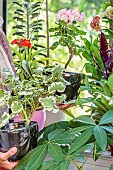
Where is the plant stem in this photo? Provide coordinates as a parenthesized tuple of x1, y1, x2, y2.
(26, 0, 30, 39)
(70, 158, 82, 170)
(65, 46, 74, 69)
(46, 0, 49, 66)
(22, 109, 29, 126)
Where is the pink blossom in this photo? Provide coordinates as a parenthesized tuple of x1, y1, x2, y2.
(66, 9, 76, 24)
(56, 8, 84, 24)
(77, 13, 84, 22)
(56, 9, 67, 22)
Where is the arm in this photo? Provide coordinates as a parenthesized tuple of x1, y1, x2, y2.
(0, 147, 19, 170)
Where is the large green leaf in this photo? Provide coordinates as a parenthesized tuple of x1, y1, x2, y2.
(59, 159, 70, 170)
(38, 160, 55, 170)
(42, 121, 70, 139)
(48, 129, 65, 141)
(102, 126, 113, 134)
(94, 126, 107, 151)
(48, 143, 63, 163)
(72, 116, 96, 125)
(25, 144, 47, 170)
(15, 145, 45, 170)
(51, 126, 91, 144)
(99, 109, 113, 125)
(68, 127, 93, 154)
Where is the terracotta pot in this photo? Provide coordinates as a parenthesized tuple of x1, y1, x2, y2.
(0, 121, 38, 161)
(14, 109, 46, 131)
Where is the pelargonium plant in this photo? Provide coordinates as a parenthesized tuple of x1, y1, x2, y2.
(49, 8, 86, 69)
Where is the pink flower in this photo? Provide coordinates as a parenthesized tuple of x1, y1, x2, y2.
(56, 9, 67, 22)
(56, 8, 84, 24)
(77, 13, 84, 22)
(66, 9, 76, 24)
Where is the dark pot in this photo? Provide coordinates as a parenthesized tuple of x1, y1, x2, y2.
(63, 72, 84, 101)
(0, 121, 38, 161)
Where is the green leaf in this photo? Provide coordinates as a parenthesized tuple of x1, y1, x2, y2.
(51, 126, 91, 144)
(42, 121, 70, 139)
(39, 160, 55, 170)
(68, 127, 93, 154)
(94, 126, 107, 151)
(25, 144, 47, 170)
(101, 126, 113, 133)
(48, 82, 65, 93)
(39, 96, 55, 108)
(108, 73, 113, 93)
(48, 143, 63, 163)
(0, 90, 5, 102)
(59, 159, 70, 170)
(11, 101, 23, 113)
(99, 109, 113, 125)
(72, 115, 96, 125)
(50, 41, 59, 50)
(69, 25, 86, 35)
(15, 145, 44, 170)
(48, 129, 65, 141)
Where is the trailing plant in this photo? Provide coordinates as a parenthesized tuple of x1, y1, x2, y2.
(0, 64, 67, 127)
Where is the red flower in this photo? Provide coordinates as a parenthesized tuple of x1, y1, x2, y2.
(90, 16, 101, 31)
(11, 39, 32, 48)
(20, 39, 32, 48)
(11, 39, 22, 48)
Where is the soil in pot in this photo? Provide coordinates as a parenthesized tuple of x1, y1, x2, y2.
(0, 121, 38, 161)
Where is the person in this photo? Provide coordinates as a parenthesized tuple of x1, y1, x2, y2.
(0, 147, 19, 170)
(0, 17, 19, 170)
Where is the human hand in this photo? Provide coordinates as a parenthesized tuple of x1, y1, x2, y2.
(0, 147, 19, 170)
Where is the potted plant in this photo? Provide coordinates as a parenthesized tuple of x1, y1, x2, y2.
(0, 61, 67, 161)
(49, 8, 85, 104)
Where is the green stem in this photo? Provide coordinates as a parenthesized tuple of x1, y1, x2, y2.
(22, 109, 29, 126)
(70, 158, 82, 170)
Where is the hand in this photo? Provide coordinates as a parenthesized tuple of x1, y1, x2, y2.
(0, 147, 19, 170)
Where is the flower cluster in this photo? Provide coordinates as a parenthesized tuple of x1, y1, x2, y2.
(11, 39, 32, 48)
(56, 8, 84, 24)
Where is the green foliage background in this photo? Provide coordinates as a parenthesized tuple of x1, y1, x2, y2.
(7, 0, 107, 72)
